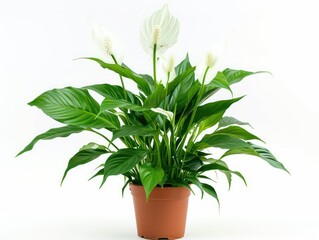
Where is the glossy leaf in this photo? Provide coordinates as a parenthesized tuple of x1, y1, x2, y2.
(199, 111, 225, 133)
(188, 177, 204, 198)
(221, 143, 289, 173)
(223, 68, 265, 85)
(206, 72, 232, 95)
(214, 126, 264, 143)
(61, 143, 108, 184)
(84, 84, 140, 104)
(193, 133, 252, 151)
(82, 57, 152, 95)
(140, 163, 164, 200)
(192, 96, 244, 125)
(100, 95, 147, 112)
(112, 125, 157, 140)
(17, 126, 84, 156)
(29, 87, 120, 129)
(167, 66, 196, 95)
(201, 183, 219, 205)
(197, 160, 246, 189)
(175, 54, 192, 75)
(218, 116, 252, 129)
(101, 148, 149, 187)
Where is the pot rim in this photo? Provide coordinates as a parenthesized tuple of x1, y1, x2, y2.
(129, 183, 191, 200)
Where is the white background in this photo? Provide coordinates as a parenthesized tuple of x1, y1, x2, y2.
(1, 0, 319, 239)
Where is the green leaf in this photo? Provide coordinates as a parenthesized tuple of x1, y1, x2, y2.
(165, 179, 194, 194)
(193, 133, 252, 151)
(82, 57, 152, 95)
(61, 143, 108, 184)
(175, 54, 192, 75)
(201, 183, 219, 205)
(140, 163, 165, 200)
(206, 72, 233, 95)
(143, 84, 166, 108)
(122, 179, 131, 197)
(201, 69, 265, 104)
(84, 84, 141, 105)
(223, 68, 266, 85)
(183, 155, 204, 172)
(199, 111, 225, 133)
(214, 126, 264, 143)
(101, 148, 149, 187)
(17, 126, 84, 156)
(29, 87, 120, 129)
(100, 95, 147, 112)
(112, 125, 157, 140)
(218, 116, 252, 129)
(197, 161, 246, 190)
(221, 143, 289, 173)
(193, 96, 244, 125)
(167, 66, 196, 95)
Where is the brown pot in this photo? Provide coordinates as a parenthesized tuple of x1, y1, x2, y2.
(130, 183, 190, 240)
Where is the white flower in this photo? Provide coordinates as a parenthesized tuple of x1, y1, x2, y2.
(163, 55, 175, 73)
(160, 54, 176, 84)
(205, 52, 215, 69)
(92, 23, 124, 64)
(151, 108, 174, 122)
(140, 4, 180, 55)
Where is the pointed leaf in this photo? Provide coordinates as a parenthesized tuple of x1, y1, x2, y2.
(218, 116, 252, 129)
(100, 96, 147, 112)
(223, 68, 266, 85)
(61, 143, 108, 184)
(140, 163, 164, 200)
(193, 134, 252, 151)
(206, 72, 232, 95)
(175, 54, 192, 75)
(101, 148, 149, 186)
(193, 96, 244, 125)
(84, 84, 140, 105)
(81, 57, 152, 95)
(221, 143, 289, 173)
(112, 125, 157, 140)
(214, 126, 264, 143)
(17, 126, 84, 156)
(29, 87, 120, 129)
(201, 183, 219, 205)
(167, 66, 196, 94)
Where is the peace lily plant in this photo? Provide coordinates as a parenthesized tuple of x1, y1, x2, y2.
(18, 4, 288, 204)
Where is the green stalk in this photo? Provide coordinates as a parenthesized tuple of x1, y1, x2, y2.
(154, 134, 161, 168)
(153, 44, 157, 84)
(163, 72, 170, 110)
(178, 66, 210, 158)
(87, 129, 118, 151)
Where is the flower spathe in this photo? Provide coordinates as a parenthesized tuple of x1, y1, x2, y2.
(92, 24, 124, 64)
(140, 4, 180, 55)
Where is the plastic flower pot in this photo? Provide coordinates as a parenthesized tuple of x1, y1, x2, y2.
(130, 184, 190, 239)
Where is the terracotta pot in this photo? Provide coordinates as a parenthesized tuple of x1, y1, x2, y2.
(130, 184, 190, 240)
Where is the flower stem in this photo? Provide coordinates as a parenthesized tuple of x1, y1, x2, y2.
(111, 54, 127, 101)
(153, 44, 157, 84)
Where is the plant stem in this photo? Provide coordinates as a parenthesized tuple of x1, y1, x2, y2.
(163, 72, 170, 110)
(87, 128, 119, 151)
(111, 54, 127, 101)
(154, 134, 161, 168)
(153, 44, 157, 84)
(178, 66, 210, 158)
